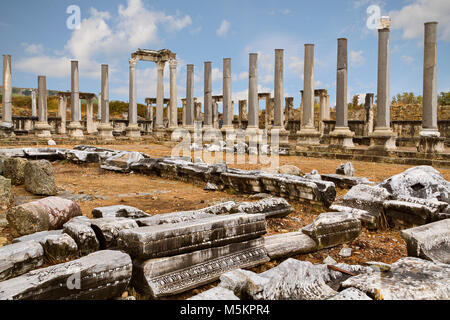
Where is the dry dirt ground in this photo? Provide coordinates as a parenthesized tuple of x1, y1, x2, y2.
(2, 141, 450, 299)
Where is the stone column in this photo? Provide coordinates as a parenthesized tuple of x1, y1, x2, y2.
(34, 75, 51, 137)
(185, 64, 194, 131)
(155, 60, 165, 132)
(181, 98, 186, 126)
(318, 90, 329, 134)
(364, 93, 374, 136)
(284, 97, 294, 126)
(203, 62, 212, 128)
(97, 93, 102, 120)
(222, 58, 234, 131)
(126, 57, 141, 138)
(31, 89, 37, 117)
(0, 54, 14, 136)
(212, 98, 219, 128)
(330, 38, 354, 147)
(146, 101, 152, 121)
(57, 95, 66, 134)
(369, 18, 396, 151)
(67, 60, 83, 138)
(418, 22, 444, 152)
(297, 44, 320, 146)
(168, 59, 178, 130)
(97, 64, 113, 139)
(86, 98, 95, 134)
(247, 53, 259, 134)
(238, 100, 247, 128)
(271, 49, 289, 145)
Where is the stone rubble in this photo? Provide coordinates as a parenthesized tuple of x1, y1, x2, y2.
(336, 162, 354, 176)
(24, 160, 58, 196)
(0, 240, 44, 281)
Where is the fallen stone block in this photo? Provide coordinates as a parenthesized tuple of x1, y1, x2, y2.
(263, 231, 317, 259)
(384, 200, 433, 229)
(187, 287, 240, 300)
(342, 184, 391, 228)
(378, 165, 450, 203)
(117, 213, 266, 259)
(0, 250, 132, 300)
(277, 165, 301, 176)
(233, 197, 294, 218)
(136, 210, 215, 227)
(132, 238, 269, 298)
(7, 196, 82, 236)
(221, 170, 264, 194)
(100, 151, 148, 172)
(336, 162, 354, 176)
(3, 157, 28, 185)
(0, 240, 44, 281)
(129, 158, 160, 174)
(65, 150, 100, 163)
(24, 160, 58, 196)
(90, 217, 139, 249)
(329, 204, 378, 229)
(22, 148, 68, 161)
(12, 230, 63, 243)
(400, 219, 450, 264)
(328, 288, 372, 300)
(91, 205, 151, 219)
(301, 212, 362, 249)
(0, 176, 11, 209)
(341, 257, 450, 300)
(396, 196, 448, 222)
(41, 233, 78, 262)
(0, 148, 26, 158)
(63, 217, 99, 255)
(320, 174, 371, 189)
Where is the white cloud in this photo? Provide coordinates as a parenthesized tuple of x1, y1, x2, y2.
(350, 50, 365, 66)
(389, 0, 450, 41)
(211, 68, 223, 82)
(401, 55, 415, 64)
(23, 43, 44, 55)
(216, 20, 230, 37)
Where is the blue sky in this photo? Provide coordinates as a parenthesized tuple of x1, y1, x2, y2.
(1, 0, 449, 114)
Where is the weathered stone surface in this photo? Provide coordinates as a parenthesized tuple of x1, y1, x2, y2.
(339, 247, 352, 257)
(342, 184, 391, 228)
(12, 230, 63, 243)
(328, 288, 372, 300)
(302, 212, 362, 249)
(3, 157, 28, 185)
(341, 257, 450, 300)
(63, 217, 99, 255)
(0, 148, 26, 158)
(0, 176, 11, 209)
(90, 217, 138, 249)
(329, 204, 378, 229)
(303, 169, 322, 181)
(65, 150, 100, 164)
(188, 287, 240, 300)
(234, 197, 294, 218)
(321, 174, 371, 189)
(384, 200, 433, 228)
(22, 148, 68, 161)
(100, 151, 148, 172)
(7, 196, 82, 236)
(336, 162, 354, 176)
(400, 219, 450, 264)
(91, 205, 150, 219)
(378, 166, 450, 203)
(136, 210, 215, 227)
(263, 231, 317, 259)
(41, 233, 78, 262)
(0, 250, 132, 300)
(58, 190, 93, 202)
(24, 160, 58, 196)
(0, 157, 5, 175)
(0, 240, 44, 281)
(117, 213, 266, 259)
(277, 165, 301, 176)
(132, 238, 269, 298)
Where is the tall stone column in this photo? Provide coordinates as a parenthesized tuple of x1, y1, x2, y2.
(418, 22, 444, 152)
(247, 53, 259, 133)
(212, 98, 219, 128)
(222, 58, 234, 130)
(86, 98, 96, 134)
(318, 90, 330, 134)
(238, 100, 247, 128)
(146, 101, 152, 121)
(364, 93, 374, 136)
(297, 44, 320, 146)
(126, 57, 141, 138)
(330, 38, 354, 147)
(0, 54, 14, 136)
(271, 49, 289, 145)
(168, 59, 178, 130)
(35, 75, 51, 137)
(97, 93, 102, 120)
(369, 18, 396, 151)
(204, 62, 212, 128)
(181, 98, 186, 126)
(155, 60, 165, 132)
(58, 95, 67, 134)
(67, 60, 83, 138)
(284, 97, 294, 127)
(31, 89, 37, 117)
(185, 64, 195, 131)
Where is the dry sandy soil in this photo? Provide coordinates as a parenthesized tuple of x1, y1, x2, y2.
(2, 141, 450, 299)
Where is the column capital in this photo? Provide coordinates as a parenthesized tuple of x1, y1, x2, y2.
(169, 59, 177, 68)
(129, 57, 139, 67)
(157, 60, 166, 70)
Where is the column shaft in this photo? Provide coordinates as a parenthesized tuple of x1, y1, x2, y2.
(376, 29, 390, 128)
(31, 90, 37, 117)
(223, 58, 233, 127)
(71, 61, 80, 123)
(248, 53, 258, 128)
(2, 55, 12, 123)
(101, 64, 109, 124)
(336, 38, 348, 127)
(37, 76, 47, 122)
(128, 59, 137, 125)
(274, 49, 284, 127)
(422, 22, 438, 130)
(185, 64, 194, 126)
(204, 62, 212, 127)
(156, 61, 165, 128)
(169, 60, 178, 128)
(302, 45, 314, 129)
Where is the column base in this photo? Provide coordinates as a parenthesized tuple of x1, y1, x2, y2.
(154, 127, 168, 139)
(67, 122, 84, 139)
(296, 127, 321, 146)
(97, 123, 115, 140)
(34, 122, 52, 138)
(126, 124, 141, 139)
(329, 126, 355, 148)
(0, 122, 15, 137)
(417, 129, 445, 153)
(368, 128, 397, 151)
(269, 126, 290, 147)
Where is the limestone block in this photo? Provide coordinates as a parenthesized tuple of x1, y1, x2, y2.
(7, 196, 82, 236)
(136, 210, 215, 227)
(65, 150, 100, 164)
(301, 212, 362, 249)
(91, 205, 151, 219)
(328, 288, 372, 300)
(63, 217, 99, 255)
(329, 204, 378, 229)
(384, 200, 434, 228)
(0, 250, 132, 300)
(100, 151, 148, 173)
(90, 217, 138, 249)
(263, 231, 318, 259)
(320, 174, 371, 189)
(22, 148, 68, 161)
(233, 197, 294, 218)
(0, 240, 44, 281)
(341, 257, 450, 300)
(3, 157, 28, 185)
(132, 238, 269, 297)
(400, 219, 450, 264)
(277, 165, 301, 176)
(117, 213, 266, 259)
(0, 176, 11, 209)
(41, 233, 78, 262)
(188, 287, 240, 300)
(0, 148, 25, 158)
(12, 230, 63, 244)
(24, 160, 58, 196)
(336, 162, 354, 176)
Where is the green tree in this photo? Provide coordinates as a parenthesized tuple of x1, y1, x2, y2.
(438, 92, 450, 106)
